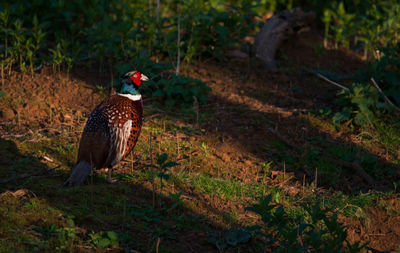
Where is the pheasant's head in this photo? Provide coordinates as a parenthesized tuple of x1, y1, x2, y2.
(120, 71, 149, 95)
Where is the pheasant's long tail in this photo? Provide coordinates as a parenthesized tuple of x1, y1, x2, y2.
(63, 161, 93, 187)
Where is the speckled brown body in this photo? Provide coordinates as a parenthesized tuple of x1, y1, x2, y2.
(77, 94, 143, 170)
(64, 70, 148, 187)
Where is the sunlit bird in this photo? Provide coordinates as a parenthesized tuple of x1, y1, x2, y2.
(64, 71, 149, 186)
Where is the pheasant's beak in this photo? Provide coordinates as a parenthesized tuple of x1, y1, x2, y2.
(140, 74, 149, 81)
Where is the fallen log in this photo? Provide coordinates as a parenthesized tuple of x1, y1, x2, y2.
(253, 8, 315, 71)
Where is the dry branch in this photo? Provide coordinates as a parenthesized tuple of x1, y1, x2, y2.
(370, 78, 400, 113)
(0, 165, 60, 184)
(315, 73, 350, 91)
(314, 75, 399, 114)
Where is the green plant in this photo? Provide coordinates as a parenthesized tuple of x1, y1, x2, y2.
(49, 41, 69, 74)
(332, 42, 400, 127)
(89, 231, 120, 248)
(0, 0, 258, 78)
(151, 74, 210, 108)
(152, 153, 179, 196)
(333, 83, 383, 126)
(241, 195, 366, 252)
(261, 161, 272, 195)
(128, 192, 184, 250)
(174, 0, 258, 62)
(321, 1, 400, 59)
(31, 216, 79, 250)
(201, 142, 208, 157)
(96, 85, 106, 95)
(206, 229, 251, 251)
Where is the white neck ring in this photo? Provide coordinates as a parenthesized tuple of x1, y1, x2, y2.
(117, 93, 142, 101)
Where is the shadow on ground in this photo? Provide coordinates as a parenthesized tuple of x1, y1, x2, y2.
(0, 137, 235, 252)
(1, 29, 399, 252)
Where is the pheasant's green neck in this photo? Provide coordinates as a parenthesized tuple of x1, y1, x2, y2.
(120, 82, 140, 95)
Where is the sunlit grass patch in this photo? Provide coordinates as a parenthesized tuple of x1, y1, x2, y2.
(188, 173, 266, 201)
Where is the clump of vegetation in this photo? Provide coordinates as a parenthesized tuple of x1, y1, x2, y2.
(208, 195, 366, 252)
(306, 1, 400, 128)
(0, 0, 257, 107)
(88, 231, 120, 248)
(246, 195, 365, 252)
(332, 43, 400, 128)
(321, 1, 400, 59)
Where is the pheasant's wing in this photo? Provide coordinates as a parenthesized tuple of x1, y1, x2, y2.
(104, 95, 143, 165)
(123, 109, 142, 158)
(78, 95, 142, 169)
(105, 119, 133, 167)
(77, 103, 111, 168)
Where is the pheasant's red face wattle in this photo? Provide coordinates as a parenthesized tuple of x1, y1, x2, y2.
(130, 72, 142, 86)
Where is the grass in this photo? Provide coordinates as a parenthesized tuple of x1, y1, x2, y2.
(1, 61, 399, 249)
(1, 98, 399, 252)
(190, 174, 265, 201)
(1, 45, 400, 252)
(0, 0, 399, 249)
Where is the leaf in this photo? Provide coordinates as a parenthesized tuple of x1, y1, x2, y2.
(351, 97, 374, 111)
(245, 225, 262, 233)
(156, 153, 168, 165)
(354, 111, 373, 126)
(224, 229, 251, 246)
(97, 238, 111, 248)
(332, 110, 351, 124)
(107, 231, 118, 241)
(66, 217, 75, 226)
(206, 232, 227, 250)
(152, 90, 164, 97)
(169, 192, 182, 200)
(163, 161, 179, 168)
(110, 239, 119, 247)
(158, 172, 170, 181)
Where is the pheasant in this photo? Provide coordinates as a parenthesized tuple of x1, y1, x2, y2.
(64, 70, 149, 186)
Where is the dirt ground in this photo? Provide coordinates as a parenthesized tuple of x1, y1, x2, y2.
(1, 28, 399, 252)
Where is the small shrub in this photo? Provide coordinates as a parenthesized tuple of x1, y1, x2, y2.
(207, 194, 366, 251)
(333, 43, 400, 127)
(89, 231, 120, 248)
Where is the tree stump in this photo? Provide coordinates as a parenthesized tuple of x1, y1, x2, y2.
(253, 8, 315, 71)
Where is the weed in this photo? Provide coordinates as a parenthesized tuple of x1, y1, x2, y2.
(151, 153, 179, 200)
(128, 192, 184, 251)
(261, 161, 272, 195)
(89, 231, 120, 248)
(32, 220, 79, 251)
(207, 229, 251, 251)
(201, 142, 208, 157)
(95, 85, 105, 95)
(242, 195, 366, 252)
